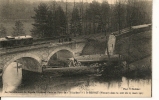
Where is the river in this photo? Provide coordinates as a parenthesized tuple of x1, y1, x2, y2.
(0, 62, 151, 97)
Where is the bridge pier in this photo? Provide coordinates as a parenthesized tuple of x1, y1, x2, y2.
(0, 41, 87, 92)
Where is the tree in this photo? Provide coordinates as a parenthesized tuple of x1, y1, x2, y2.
(12, 20, 25, 36)
(47, 10, 55, 37)
(70, 7, 82, 36)
(126, 0, 151, 27)
(100, 1, 110, 33)
(0, 24, 7, 38)
(85, 7, 91, 34)
(126, 0, 140, 27)
(31, 3, 50, 38)
(31, 3, 67, 38)
(87, 1, 101, 34)
(54, 6, 67, 36)
(100, 1, 111, 60)
(111, 0, 127, 32)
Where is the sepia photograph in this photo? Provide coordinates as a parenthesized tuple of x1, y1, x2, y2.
(0, 0, 152, 97)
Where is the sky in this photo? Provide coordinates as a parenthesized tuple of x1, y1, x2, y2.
(27, 0, 117, 4)
(27, 0, 152, 4)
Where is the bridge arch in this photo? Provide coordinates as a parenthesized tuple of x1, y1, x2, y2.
(3, 53, 42, 74)
(47, 47, 74, 65)
(2, 53, 42, 92)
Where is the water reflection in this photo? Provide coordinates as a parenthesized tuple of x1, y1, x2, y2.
(0, 64, 151, 97)
(2, 62, 22, 92)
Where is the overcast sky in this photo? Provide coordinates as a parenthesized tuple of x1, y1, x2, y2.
(27, 0, 117, 4)
(28, 0, 152, 4)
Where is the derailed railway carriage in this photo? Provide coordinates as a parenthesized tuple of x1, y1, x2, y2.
(107, 24, 152, 55)
(0, 35, 33, 48)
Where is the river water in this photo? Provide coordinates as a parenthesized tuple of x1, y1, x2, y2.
(0, 62, 152, 97)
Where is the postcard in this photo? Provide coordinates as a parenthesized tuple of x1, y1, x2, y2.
(0, 0, 152, 97)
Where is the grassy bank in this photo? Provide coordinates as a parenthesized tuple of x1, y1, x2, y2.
(100, 55, 151, 79)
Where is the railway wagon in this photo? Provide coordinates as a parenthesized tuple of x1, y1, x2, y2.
(107, 24, 152, 55)
(0, 35, 33, 48)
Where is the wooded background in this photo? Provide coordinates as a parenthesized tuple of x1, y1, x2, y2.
(0, 0, 152, 38)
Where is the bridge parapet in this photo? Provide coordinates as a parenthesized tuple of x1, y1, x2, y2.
(0, 40, 86, 73)
(0, 41, 85, 55)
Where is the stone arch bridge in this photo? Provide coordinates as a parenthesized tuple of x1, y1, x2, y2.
(0, 41, 86, 74)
